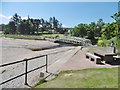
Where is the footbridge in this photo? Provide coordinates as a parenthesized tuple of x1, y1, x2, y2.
(55, 36, 92, 46)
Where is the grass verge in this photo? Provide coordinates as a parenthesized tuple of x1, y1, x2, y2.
(35, 67, 118, 88)
(4, 34, 45, 40)
(3, 34, 65, 40)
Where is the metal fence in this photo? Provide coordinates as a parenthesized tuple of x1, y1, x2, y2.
(0, 54, 48, 85)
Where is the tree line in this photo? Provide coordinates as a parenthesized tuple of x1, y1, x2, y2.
(71, 11, 120, 45)
(1, 13, 68, 35)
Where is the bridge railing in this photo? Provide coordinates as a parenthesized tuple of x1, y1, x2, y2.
(58, 36, 91, 46)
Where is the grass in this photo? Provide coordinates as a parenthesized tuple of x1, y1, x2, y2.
(4, 34, 45, 40)
(35, 67, 119, 88)
(41, 33, 64, 37)
(3, 34, 66, 40)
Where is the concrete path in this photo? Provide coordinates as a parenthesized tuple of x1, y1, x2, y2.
(42, 46, 81, 81)
(60, 48, 118, 71)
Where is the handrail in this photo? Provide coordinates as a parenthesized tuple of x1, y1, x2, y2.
(0, 54, 48, 85)
(0, 54, 46, 67)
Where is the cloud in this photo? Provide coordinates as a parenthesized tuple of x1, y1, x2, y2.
(62, 24, 67, 27)
(0, 14, 13, 20)
(21, 16, 28, 20)
(0, 14, 9, 19)
(8, 16, 12, 19)
(0, 14, 10, 24)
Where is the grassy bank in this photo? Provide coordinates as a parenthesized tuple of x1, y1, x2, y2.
(41, 33, 65, 37)
(3, 34, 66, 40)
(35, 67, 118, 88)
(4, 34, 45, 40)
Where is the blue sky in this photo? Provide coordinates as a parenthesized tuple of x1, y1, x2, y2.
(1, 2, 119, 27)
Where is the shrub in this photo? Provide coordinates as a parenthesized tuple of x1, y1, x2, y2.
(55, 35, 59, 38)
(97, 39, 104, 46)
(3, 29, 9, 34)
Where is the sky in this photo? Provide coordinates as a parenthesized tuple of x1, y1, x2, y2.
(0, 1, 119, 27)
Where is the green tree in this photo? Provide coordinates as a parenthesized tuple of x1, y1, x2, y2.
(40, 18, 46, 33)
(2, 24, 9, 34)
(101, 22, 117, 40)
(111, 11, 120, 52)
(87, 22, 96, 39)
(34, 19, 41, 35)
(77, 24, 87, 37)
(111, 11, 120, 38)
(11, 13, 21, 26)
(96, 19, 105, 37)
(8, 21, 16, 34)
(17, 20, 26, 34)
(71, 23, 87, 37)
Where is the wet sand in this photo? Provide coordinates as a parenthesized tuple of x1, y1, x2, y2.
(1, 37, 60, 64)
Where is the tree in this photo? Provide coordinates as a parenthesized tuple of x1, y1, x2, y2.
(49, 17, 53, 28)
(71, 24, 87, 37)
(11, 13, 21, 26)
(87, 22, 96, 39)
(52, 17, 59, 33)
(8, 21, 16, 34)
(111, 11, 120, 38)
(77, 24, 87, 37)
(96, 19, 105, 37)
(57, 23, 65, 34)
(111, 11, 120, 52)
(17, 21, 26, 34)
(101, 22, 117, 40)
(2, 24, 9, 34)
(9, 13, 22, 34)
(40, 18, 46, 33)
(48, 17, 53, 33)
(111, 11, 120, 22)
(24, 19, 31, 35)
(34, 19, 41, 35)
(3, 13, 64, 35)
(45, 20, 52, 33)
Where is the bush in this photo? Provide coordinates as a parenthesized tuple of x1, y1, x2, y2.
(3, 29, 9, 34)
(97, 39, 104, 46)
(55, 35, 59, 38)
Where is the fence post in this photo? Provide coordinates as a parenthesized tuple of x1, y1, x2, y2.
(24, 59, 28, 85)
(46, 55, 48, 73)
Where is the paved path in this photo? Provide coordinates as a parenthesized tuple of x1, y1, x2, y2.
(60, 48, 118, 71)
(42, 46, 81, 81)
